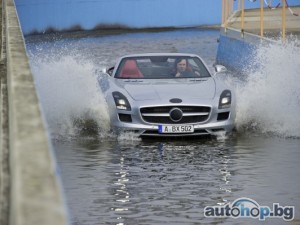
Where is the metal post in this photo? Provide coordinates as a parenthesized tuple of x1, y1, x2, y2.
(260, 0, 264, 38)
(282, 0, 286, 42)
(225, 0, 228, 31)
(230, 0, 233, 15)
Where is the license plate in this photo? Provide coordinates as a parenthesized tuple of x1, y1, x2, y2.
(158, 125, 194, 133)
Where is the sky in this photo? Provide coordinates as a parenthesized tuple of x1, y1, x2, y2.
(15, 0, 300, 35)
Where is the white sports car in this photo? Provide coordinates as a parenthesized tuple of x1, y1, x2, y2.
(100, 53, 235, 137)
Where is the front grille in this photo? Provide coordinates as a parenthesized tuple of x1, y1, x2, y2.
(140, 106, 210, 124)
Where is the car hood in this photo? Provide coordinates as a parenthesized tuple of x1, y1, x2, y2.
(118, 78, 216, 101)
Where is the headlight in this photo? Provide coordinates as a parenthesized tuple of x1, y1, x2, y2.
(112, 91, 131, 111)
(219, 90, 231, 109)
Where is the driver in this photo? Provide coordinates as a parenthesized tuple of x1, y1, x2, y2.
(174, 58, 195, 78)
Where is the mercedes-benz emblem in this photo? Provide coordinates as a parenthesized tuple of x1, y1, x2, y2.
(169, 98, 182, 103)
(169, 108, 183, 122)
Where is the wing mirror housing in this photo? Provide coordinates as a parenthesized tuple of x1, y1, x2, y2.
(101, 68, 107, 73)
(100, 67, 114, 76)
(107, 67, 114, 76)
(214, 65, 227, 74)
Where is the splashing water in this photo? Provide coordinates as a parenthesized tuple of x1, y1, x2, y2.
(25, 30, 221, 140)
(27, 31, 299, 140)
(235, 39, 300, 137)
(117, 131, 142, 142)
(29, 54, 111, 139)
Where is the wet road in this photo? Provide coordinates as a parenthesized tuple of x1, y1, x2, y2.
(25, 29, 300, 225)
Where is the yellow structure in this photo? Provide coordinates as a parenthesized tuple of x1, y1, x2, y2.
(222, 0, 300, 42)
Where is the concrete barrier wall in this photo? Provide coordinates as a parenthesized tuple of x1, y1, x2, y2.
(1, 0, 10, 224)
(3, 0, 68, 224)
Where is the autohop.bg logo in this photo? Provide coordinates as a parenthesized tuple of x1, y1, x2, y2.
(204, 197, 294, 221)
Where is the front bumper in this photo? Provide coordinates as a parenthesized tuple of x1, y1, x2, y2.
(110, 104, 235, 137)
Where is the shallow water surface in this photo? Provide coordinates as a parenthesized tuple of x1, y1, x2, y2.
(54, 135, 300, 225)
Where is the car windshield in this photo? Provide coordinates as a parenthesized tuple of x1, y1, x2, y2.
(115, 56, 211, 79)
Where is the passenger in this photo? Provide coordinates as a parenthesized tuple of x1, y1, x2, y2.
(173, 58, 194, 78)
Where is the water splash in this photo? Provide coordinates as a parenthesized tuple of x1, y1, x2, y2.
(117, 131, 142, 142)
(27, 31, 300, 139)
(29, 54, 111, 139)
(25, 30, 221, 140)
(215, 131, 230, 141)
(235, 39, 300, 137)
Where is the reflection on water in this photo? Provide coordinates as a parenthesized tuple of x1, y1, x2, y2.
(54, 135, 300, 225)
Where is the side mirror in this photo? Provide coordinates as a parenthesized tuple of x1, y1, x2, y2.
(99, 67, 114, 76)
(101, 68, 107, 74)
(107, 67, 114, 76)
(214, 65, 227, 74)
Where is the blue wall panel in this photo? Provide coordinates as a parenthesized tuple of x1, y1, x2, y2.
(216, 34, 257, 72)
